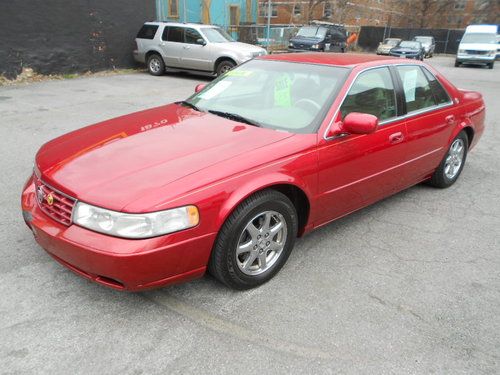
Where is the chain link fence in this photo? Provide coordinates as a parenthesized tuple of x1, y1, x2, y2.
(358, 26, 466, 54)
(226, 24, 301, 51)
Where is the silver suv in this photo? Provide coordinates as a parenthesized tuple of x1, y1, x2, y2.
(134, 22, 267, 76)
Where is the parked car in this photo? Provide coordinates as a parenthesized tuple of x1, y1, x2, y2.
(413, 36, 435, 57)
(22, 54, 485, 291)
(390, 41, 425, 60)
(456, 24, 497, 69)
(288, 21, 347, 52)
(376, 38, 401, 55)
(134, 22, 267, 76)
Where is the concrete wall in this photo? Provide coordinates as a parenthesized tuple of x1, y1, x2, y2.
(0, 0, 156, 79)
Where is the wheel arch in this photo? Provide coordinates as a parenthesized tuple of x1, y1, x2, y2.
(145, 49, 165, 60)
(216, 176, 312, 237)
(214, 56, 237, 72)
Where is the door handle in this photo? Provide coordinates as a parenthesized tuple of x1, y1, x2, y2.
(183, 45, 191, 49)
(445, 115, 455, 125)
(160, 42, 166, 46)
(389, 132, 404, 144)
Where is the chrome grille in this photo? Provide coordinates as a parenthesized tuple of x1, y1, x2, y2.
(34, 176, 76, 226)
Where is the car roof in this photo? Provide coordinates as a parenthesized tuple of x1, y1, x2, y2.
(260, 53, 416, 68)
(144, 21, 216, 28)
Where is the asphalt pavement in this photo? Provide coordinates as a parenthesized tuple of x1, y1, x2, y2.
(1, 56, 499, 374)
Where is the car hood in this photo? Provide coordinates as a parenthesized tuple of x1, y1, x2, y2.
(391, 47, 419, 53)
(216, 41, 265, 54)
(36, 104, 294, 211)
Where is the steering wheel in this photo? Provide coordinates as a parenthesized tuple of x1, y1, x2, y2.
(295, 98, 321, 114)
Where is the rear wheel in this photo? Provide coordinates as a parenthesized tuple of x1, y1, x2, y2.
(147, 54, 165, 76)
(428, 131, 468, 188)
(208, 190, 298, 290)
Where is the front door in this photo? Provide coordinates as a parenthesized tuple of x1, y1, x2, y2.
(316, 67, 408, 224)
(182, 28, 212, 71)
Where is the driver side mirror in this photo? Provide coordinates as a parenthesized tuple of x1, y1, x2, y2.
(196, 38, 206, 46)
(342, 112, 378, 134)
(194, 83, 206, 93)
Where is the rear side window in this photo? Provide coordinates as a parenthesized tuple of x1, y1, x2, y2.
(164, 26, 184, 42)
(137, 25, 159, 40)
(340, 67, 397, 121)
(421, 67, 451, 105)
(396, 65, 436, 113)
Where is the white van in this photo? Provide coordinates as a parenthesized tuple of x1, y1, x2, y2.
(455, 24, 497, 69)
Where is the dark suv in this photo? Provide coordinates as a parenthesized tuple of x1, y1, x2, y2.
(288, 22, 347, 53)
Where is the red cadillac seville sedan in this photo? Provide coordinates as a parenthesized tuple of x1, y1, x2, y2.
(21, 54, 485, 291)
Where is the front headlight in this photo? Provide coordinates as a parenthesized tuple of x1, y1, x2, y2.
(487, 50, 496, 56)
(458, 49, 466, 54)
(312, 44, 319, 49)
(289, 42, 293, 47)
(73, 202, 199, 239)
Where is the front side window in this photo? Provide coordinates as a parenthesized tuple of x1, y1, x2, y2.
(165, 26, 184, 43)
(340, 67, 396, 121)
(396, 65, 437, 113)
(185, 28, 202, 44)
(188, 60, 348, 133)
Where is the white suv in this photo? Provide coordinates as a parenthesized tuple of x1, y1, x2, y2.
(134, 22, 267, 76)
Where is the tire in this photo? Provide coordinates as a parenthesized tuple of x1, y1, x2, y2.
(147, 54, 165, 76)
(455, 60, 460, 67)
(428, 131, 468, 188)
(488, 61, 494, 69)
(216, 59, 235, 76)
(208, 189, 298, 290)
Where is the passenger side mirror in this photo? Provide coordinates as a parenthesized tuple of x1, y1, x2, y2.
(196, 38, 206, 46)
(341, 112, 378, 134)
(194, 83, 206, 93)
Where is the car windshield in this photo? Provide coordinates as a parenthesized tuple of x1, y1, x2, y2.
(384, 39, 400, 46)
(400, 41, 420, 48)
(296, 26, 327, 38)
(461, 33, 496, 44)
(414, 37, 432, 44)
(202, 27, 234, 42)
(187, 60, 348, 133)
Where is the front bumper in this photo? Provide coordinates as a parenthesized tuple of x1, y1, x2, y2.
(456, 55, 495, 65)
(21, 177, 216, 291)
(390, 53, 421, 59)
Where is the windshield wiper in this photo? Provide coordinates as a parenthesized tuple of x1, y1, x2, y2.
(176, 100, 203, 112)
(208, 110, 261, 127)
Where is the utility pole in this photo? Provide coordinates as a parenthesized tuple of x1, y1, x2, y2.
(266, 1, 272, 50)
(183, 0, 187, 22)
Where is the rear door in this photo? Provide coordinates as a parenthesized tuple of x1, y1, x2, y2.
(160, 26, 184, 68)
(393, 65, 455, 184)
(316, 67, 408, 223)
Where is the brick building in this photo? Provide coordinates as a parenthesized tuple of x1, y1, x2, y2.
(257, 0, 499, 29)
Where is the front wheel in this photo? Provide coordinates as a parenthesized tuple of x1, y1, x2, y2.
(428, 131, 468, 188)
(488, 61, 494, 69)
(216, 60, 235, 76)
(455, 60, 461, 67)
(208, 190, 298, 290)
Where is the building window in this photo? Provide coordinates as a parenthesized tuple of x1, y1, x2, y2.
(324, 3, 332, 18)
(454, 0, 466, 9)
(229, 5, 240, 26)
(259, 2, 278, 18)
(169, 0, 179, 17)
(294, 4, 301, 16)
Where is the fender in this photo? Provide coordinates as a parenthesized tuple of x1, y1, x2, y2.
(213, 54, 239, 71)
(146, 48, 166, 59)
(215, 172, 314, 231)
